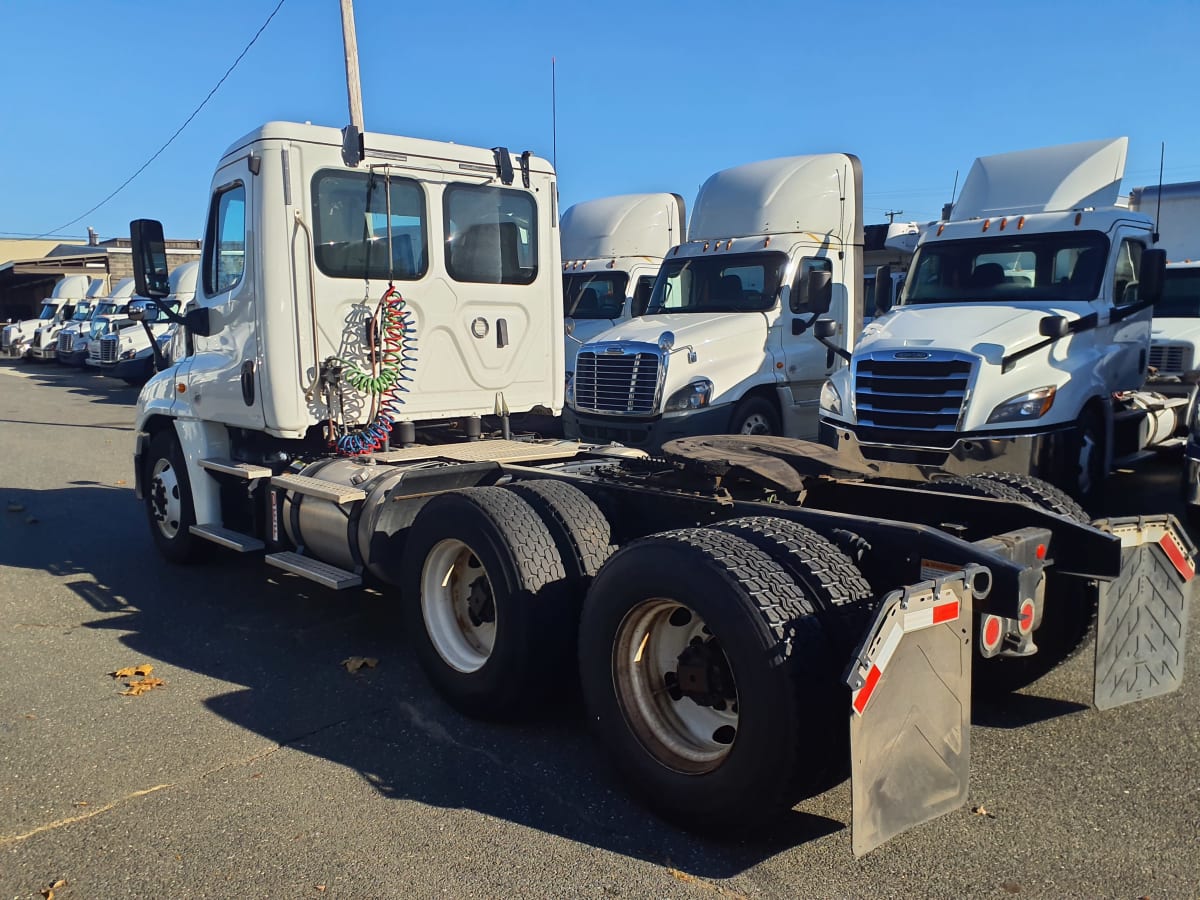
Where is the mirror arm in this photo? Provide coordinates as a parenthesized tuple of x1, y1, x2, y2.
(140, 320, 168, 372)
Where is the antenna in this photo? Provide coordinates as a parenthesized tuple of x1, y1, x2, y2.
(1153, 141, 1165, 244)
(941, 169, 960, 221)
(551, 57, 558, 171)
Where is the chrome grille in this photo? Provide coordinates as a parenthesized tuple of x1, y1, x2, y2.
(1149, 342, 1191, 375)
(58, 332, 74, 352)
(574, 347, 663, 414)
(854, 352, 973, 431)
(32, 331, 43, 349)
(99, 336, 118, 363)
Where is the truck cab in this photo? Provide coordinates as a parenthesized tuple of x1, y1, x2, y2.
(563, 154, 863, 451)
(4, 274, 90, 359)
(820, 138, 1171, 502)
(55, 279, 109, 364)
(82, 279, 137, 367)
(560, 193, 685, 377)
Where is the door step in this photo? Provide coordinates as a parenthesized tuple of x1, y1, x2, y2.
(265, 551, 362, 590)
(271, 473, 366, 505)
(189, 524, 265, 553)
(199, 457, 273, 479)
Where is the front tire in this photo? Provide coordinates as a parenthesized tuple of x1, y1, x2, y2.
(728, 395, 780, 437)
(579, 528, 844, 831)
(143, 429, 205, 564)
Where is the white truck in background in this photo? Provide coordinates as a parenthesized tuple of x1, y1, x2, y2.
(3, 275, 91, 359)
(83, 278, 137, 367)
(98, 261, 198, 384)
(53, 279, 109, 364)
(820, 138, 1184, 505)
(563, 154, 862, 450)
(863, 221, 920, 319)
(560, 192, 685, 377)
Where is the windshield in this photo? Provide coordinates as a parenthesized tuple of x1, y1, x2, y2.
(71, 301, 94, 321)
(902, 231, 1110, 304)
(1156, 267, 1200, 318)
(94, 302, 117, 317)
(38, 304, 57, 320)
(645, 251, 788, 315)
(563, 273, 628, 320)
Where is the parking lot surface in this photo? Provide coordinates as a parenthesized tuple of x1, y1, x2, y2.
(2, 359, 1198, 899)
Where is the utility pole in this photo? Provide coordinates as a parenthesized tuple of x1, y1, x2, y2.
(340, 0, 365, 166)
(884, 209, 903, 224)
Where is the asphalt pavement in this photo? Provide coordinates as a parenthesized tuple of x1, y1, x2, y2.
(1, 358, 1198, 899)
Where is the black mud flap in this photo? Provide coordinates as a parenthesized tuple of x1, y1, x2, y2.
(1093, 515, 1195, 711)
(844, 567, 987, 857)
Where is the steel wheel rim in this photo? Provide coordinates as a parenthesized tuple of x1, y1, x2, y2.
(149, 456, 182, 540)
(421, 538, 497, 673)
(739, 413, 771, 435)
(613, 599, 738, 774)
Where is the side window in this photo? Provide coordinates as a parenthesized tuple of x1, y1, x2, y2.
(312, 170, 427, 280)
(1113, 239, 1143, 305)
(790, 256, 833, 313)
(203, 183, 246, 296)
(444, 184, 538, 284)
(631, 276, 655, 317)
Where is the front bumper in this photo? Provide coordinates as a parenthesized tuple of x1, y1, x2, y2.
(564, 403, 735, 452)
(29, 345, 57, 360)
(819, 417, 1075, 480)
(108, 357, 153, 381)
(57, 349, 88, 366)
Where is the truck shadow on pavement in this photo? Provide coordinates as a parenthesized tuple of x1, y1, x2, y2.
(0, 482, 843, 877)
(5, 358, 142, 406)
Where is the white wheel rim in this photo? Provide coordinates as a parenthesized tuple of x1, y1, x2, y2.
(613, 599, 738, 774)
(421, 538, 496, 673)
(149, 456, 182, 539)
(738, 413, 771, 435)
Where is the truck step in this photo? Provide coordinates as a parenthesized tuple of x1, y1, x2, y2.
(265, 551, 362, 590)
(189, 524, 265, 553)
(271, 473, 366, 505)
(199, 457, 273, 480)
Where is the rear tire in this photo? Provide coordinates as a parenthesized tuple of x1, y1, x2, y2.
(578, 527, 844, 831)
(970, 471, 1090, 523)
(401, 487, 571, 718)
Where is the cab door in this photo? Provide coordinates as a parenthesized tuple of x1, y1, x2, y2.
(780, 254, 839, 438)
(186, 162, 265, 430)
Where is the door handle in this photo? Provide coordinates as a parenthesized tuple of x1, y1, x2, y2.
(240, 360, 256, 406)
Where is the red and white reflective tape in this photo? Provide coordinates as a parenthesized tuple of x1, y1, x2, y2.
(1159, 531, 1195, 582)
(851, 586, 961, 717)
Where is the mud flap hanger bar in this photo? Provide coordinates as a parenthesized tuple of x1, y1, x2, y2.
(845, 565, 988, 856)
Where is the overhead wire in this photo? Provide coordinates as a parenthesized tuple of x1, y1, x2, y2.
(34, 0, 288, 238)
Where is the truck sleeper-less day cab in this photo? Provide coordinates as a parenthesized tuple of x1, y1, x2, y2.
(52, 279, 109, 363)
(563, 155, 861, 451)
(560, 192, 685, 377)
(3, 274, 91, 359)
(820, 138, 1183, 504)
(83, 279, 138, 367)
(128, 120, 1193, 857)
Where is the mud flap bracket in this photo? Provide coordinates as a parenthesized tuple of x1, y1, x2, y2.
(845, 566, 986, 857)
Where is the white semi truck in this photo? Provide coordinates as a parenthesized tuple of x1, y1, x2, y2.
(820, 138, 1187, 505)
(2, 274, 91, 359)
(563, 155, 861, 450)
(97, 261, 198, 384)
(126, 118, 1193, 856)
(51, 279, 109, 363)
(82, 278, 137, 368)
(560, 192, 685, 376)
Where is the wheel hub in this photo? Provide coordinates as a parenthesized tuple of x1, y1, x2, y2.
(466, 575, 495, 627)
(149, 458, 181, 538)
(670, 637, 736, 711)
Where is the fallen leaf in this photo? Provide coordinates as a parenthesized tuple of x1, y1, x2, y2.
(41, 879, 66, 899)
(972, 805, 996, 819)
(7, 502, 25, 512)
(120, 677, 166, 696)
(73, 801, 89, 807)
(110, 664, 154, 679)
(342, 656, 378, 674)
(316, 886, 327, 893)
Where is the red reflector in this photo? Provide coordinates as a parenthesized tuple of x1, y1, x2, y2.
(932, 601, 959, 624)
(1159, 534, 1195, 581)
(1036, 543, 1046, 560)
(983, 616, 1002, 649)
(1019, 599, 1035, 633)
(853, 664, 882, 715)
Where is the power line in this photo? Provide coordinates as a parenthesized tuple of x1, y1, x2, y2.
(36, 0, 288, 238)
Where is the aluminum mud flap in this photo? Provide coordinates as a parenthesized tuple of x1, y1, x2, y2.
(845, 567, 988, 857)
(1093, 515, 1195, 711)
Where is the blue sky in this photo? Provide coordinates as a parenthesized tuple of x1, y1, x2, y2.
(2, 0, 1198, 243)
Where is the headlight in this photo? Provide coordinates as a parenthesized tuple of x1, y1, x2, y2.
(986, 385, 1057, 424)
(819, 380, 842, 415)
(120, 349, 137, 360)
(664, 379, 713, 412)
(564, 372, 574, 405)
